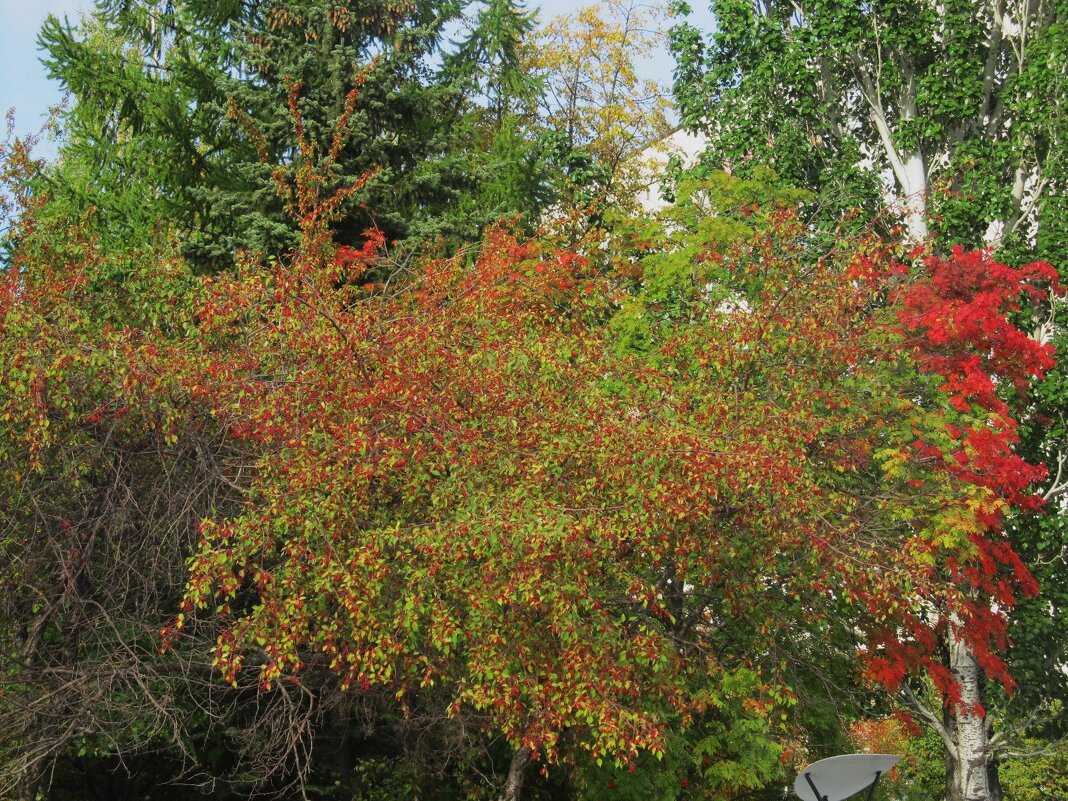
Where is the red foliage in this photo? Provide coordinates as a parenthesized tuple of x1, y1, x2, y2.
(165, 203, 1059, 757)
(856, 246, 1060, 698)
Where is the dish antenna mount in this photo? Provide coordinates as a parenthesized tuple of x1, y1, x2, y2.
(794, 754, 901, 801)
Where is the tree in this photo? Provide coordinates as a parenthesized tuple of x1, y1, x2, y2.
(1, 104, 431, 801)
(36, 0, 532, 270)
(7, 35, 1061, 797)
(0, 130, 246, 801)
(669, 3, 1068, 798)
(203, 0, 484, 258)
(531, 0, 674, 210)
(445, 0, 541, 127)
(169, 132, 1056, 799)
(442, 0, 553, 229)
(670, 0, 1067, 251)
(36, 1, 251, 261)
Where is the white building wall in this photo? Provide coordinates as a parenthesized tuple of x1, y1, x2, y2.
(635, 128, 708, 212)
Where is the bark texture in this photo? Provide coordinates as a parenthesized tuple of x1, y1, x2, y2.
(946, 628, 995, 801)
(498, 745, 532, 801)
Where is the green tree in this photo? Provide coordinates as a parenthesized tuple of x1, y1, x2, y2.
(200, 0, 480, 261)
(442, 0, 552, 229)
(670, 0, 1067, 251)
(37, 0, 540, 270)
(35, 2, 242, 256)
(445, 0, 540, 126)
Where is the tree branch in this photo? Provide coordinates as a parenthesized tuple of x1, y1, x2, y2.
(898, 682, 955, 751)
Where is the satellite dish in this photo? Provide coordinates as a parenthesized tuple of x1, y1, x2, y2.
(794, 754, 901, 801)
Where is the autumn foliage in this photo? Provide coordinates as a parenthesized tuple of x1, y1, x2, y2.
(1, 131, 1059, 791)
(153, 185, 1055, 769)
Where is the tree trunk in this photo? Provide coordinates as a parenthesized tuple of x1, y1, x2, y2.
(945, 628, 994, 801)
(499, 745, 532, 801)
(850, 56, 930, 243)
(900, 151, 929, 243)
(987, 752, 1004, 801)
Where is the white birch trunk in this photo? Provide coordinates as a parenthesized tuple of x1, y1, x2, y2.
(946, 627, 994, 801)
(899, 150, 930, 243)
(851, 59, 929, 243)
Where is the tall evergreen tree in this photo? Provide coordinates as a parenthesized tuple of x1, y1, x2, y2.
(440, 0, 552, 229)
(198, 0, 476, 262)
(36, 1, 245, 256)
(37, 0, 538, 270)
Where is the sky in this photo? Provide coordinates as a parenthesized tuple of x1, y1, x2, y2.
(0, 0, 714, 159)
(2, 0, 96, 144)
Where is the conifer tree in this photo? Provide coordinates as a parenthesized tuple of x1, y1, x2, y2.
(38, 0, 538, 269)
(441, 0, 552, 229)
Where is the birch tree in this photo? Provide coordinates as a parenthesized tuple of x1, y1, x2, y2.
(671, 0, 1066, 251)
